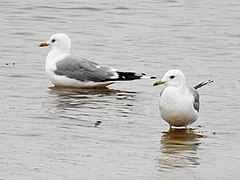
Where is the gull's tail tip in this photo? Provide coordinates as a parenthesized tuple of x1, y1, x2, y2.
(140, 75, 157, 79)
(140, 72, 157, 79)
(150, 76, 157, 79)
(115, 71, 156, 81)
(194, 79, 214, 89)
(208, 79, 214, 83)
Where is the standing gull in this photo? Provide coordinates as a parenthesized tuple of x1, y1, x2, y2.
(153, 69, 212, 128)
(39, 33, 153, 88)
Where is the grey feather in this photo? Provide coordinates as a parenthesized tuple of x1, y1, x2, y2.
(189, 87, 200, 112)
(159, 87, 166, 97)
(54, 55, 117, 82)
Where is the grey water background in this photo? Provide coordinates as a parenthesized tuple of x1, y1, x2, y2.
(0, 0, 240, 179)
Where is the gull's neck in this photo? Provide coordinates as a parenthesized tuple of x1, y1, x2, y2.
(166, 83, 187, 93)
(47, 48, 70, 64)
(177, 84, 187, 93)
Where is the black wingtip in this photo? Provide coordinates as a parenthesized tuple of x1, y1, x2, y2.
(194, 79, 213, 89)
(105, 71, 157, 82)
(116, 71, 143, 80)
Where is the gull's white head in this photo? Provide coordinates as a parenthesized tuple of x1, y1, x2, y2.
(39, 33, 71, 53)
(153, 69, 186, 87)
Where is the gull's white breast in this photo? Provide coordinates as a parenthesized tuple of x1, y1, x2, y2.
(45, 50, 70, 86)
(159, 86, 199, 126)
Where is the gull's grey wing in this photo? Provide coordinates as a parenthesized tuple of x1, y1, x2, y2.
(54, 55, 117, 82)
(189, 87, 200, 112)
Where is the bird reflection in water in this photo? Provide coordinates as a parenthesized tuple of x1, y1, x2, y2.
(44, 86, 137, 127)
(158, 128, 205, 171)
(47, 86, 137, 109)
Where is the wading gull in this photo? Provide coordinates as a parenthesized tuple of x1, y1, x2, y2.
(153, 69, 212, 128)
(39, 33, 154, 88)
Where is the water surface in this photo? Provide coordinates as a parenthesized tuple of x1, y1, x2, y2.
(0, 0, 240, 179)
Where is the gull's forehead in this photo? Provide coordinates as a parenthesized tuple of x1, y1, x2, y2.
(49, 34, 58, 41)
(165, 69, 183, 77)
(50, 33, 69, 41)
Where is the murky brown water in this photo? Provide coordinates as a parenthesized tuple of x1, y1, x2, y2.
(1, 0, 240, 179)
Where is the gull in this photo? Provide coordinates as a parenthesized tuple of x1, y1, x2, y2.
(153, 69, 212, 128)
(39, 33, 154, 88)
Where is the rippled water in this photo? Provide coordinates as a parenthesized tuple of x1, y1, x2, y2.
(1, 0, 240, 179)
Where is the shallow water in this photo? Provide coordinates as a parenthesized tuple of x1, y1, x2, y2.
(0, 0, 240, 179)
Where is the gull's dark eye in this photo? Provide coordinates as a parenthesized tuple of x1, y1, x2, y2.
(51, 39, 56, 42)
(170, 76, 175, 79)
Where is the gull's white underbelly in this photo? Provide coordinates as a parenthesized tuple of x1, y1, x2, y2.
(160, 87, 199, 126)
(46, 66, 113, 88)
